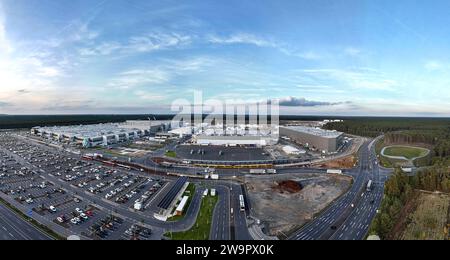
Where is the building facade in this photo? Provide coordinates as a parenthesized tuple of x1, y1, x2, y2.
(279, 126, 344, 153)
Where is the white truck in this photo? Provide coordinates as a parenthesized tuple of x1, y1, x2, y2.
(250, 169, 266, 174)
(327, 169, 343, 174)
(210, 174, 219, 180)
(266, 169, 277, 174)
(134, 201, 143, 211)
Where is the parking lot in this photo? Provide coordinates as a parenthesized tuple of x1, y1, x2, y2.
(0, 132, 169, 240)
(175, 145, 271, 161)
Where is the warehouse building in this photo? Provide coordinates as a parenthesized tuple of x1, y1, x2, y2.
(31, 123, 147, 148)
(279, 126, 344, 153)
(195, 135, 278, 147)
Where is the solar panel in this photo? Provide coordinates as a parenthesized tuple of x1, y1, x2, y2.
(157, 176, 188, 210)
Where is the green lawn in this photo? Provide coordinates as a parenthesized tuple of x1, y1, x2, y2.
(165, 150, 177, 158)
(167, 183, 196, 222)
(383, 146, 429, 160)
(166, 195, 219, 240)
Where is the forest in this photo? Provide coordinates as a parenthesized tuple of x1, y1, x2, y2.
(324, 118, 450, 162)
(369, 164, 450, 239)
(0, 114, 175, 129)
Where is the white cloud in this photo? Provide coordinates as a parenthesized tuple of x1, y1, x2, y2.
(0, 3, 12, 53)
(344, 47, 362, 56)
(301, 68, 399, 91)
(108, 69, 170, 89)
(424, 60, 442, 71)
(79, 32, 191, 56)
(134, 90, 167, 101)
(208, 33, 274, 47)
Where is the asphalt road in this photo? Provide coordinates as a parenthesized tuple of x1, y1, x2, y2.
(290, 137, 391, 240)
(1, 139, 251, 240)
(209, 185, 230, 240)
(0, 203, 52, 240)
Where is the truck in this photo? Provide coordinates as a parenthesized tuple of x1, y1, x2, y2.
(134, 201, 143, 211)
(210, 174, 219, 180)
(266, 169, 277, 174)
(366, 180, 373, 192)
(250, 169, 266, 174)
(327, 169, 342, 174)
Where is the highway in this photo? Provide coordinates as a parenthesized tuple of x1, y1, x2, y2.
(209, 185, 230, 240)
(290, 137, 391, 240)
(330, 138, 388, 240)
(0, 203, 52, 240)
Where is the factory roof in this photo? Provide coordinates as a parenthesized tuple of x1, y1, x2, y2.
(33, 123, 140, 138)
(281, 126, 343, 138)
(196, 135, 273, 140)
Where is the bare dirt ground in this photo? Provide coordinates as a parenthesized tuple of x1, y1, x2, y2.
(245, 173, 352, 236)
(315, 154, 357, 169)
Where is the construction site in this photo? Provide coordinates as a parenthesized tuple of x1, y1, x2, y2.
(245, 172, 352, 237)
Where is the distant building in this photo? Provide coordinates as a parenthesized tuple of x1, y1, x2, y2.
(280, 126, 344, 153)
(122, 120, 180, 134)
(195, 135, 277, 147)
(31, 123, 146, 148)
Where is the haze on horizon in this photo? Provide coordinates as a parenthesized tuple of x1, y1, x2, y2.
(0, 0, 450, 117)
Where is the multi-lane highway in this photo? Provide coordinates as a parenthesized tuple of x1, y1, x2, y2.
(290, 137, 391, 240)
(0, 203, 52, 240)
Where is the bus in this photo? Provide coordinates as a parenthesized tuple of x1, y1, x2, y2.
(239, 195, 245, 212)
(366, 180, 373, 192)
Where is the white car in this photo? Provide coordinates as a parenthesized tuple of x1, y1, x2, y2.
(49, 206, 57, 212)
(75, 208, 83, 214)
(25, 198, 33, 204)
(70, 218, 78, 225)
(57, 217, 64, 223)
(79, 213, 88, 220)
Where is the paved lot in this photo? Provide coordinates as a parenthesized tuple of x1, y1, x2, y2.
(175, 145, 271, 161)
(0, 132, 249, 240)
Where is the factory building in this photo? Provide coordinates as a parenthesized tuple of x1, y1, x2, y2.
(31, 123, 147, 148)
(279, 126, 344, 153)
(121, 120, 181, 135)
(195, 135, 277, 147)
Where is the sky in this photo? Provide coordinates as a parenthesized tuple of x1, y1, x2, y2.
(1, 0, 450, 116)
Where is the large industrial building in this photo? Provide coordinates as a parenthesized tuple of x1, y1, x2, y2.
(31, 120, 184, 148)
(31, 123, 147, 148)
(279, 126, 344, 153)
(195, 135, 277, 147)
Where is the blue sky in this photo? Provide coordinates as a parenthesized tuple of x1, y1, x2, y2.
(0, 0, 450, 116)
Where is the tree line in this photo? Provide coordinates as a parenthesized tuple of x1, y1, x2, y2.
(369, 164, 450, 239)
(325, 118, 450, 161)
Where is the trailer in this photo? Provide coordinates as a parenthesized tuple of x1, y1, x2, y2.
(266, 169, 277, 174)
(366, 180, 373, 192)
(250, 169, 266, 174)
(239, 195, 245, 212)
(327, 169, 343, 174)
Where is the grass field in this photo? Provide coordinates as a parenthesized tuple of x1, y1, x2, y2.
(399, 192, 449, 240)
(383, 146, 429, 160)
(166, 195, 219, 240)
(165, 150, 177, 158)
